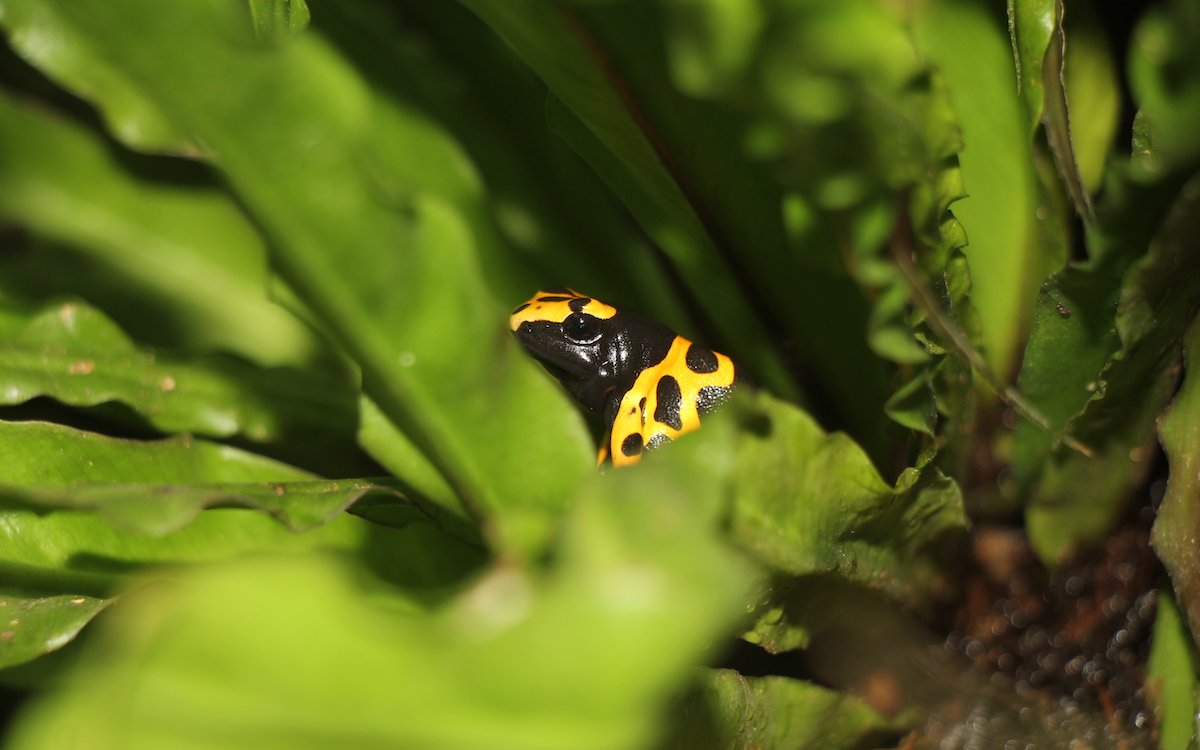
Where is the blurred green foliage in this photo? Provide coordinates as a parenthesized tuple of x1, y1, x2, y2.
(0, 0, 1196, 748)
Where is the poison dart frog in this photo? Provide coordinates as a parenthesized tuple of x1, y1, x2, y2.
(510, 289, 740, 467)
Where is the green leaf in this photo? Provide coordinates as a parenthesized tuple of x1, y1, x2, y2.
(0, 420, 314, 488)
(1010, 262, 1119, 483)
(1128, 0, 1200, 179)
(458, 0, 798, 400)
(1007, 0, 1055, 131)
(314, 2, 678, 315)
(728, 395, 966, 650)
(2, 479, 417, 538)
(356, 396, 470, 526)
(1037, 0, 1100, 223)
(1025, 173, 1200, 562)
(665, 669, 905, 750)
(11, 0, 595, 554)
(661, 0, 764, 99)
(247, 0, 309, 41)
(0, 421, 369, 580)
(1062, 8, 1120, 194)
(914, 0, 1047, 378)
(5, 448, 754, 750)
(0, 0, 193, 153)
(0, 593, 110, 670)
(1154, 318, 1200, 650)
(0, 92, 318, 366)
(0, 300, 357, 446)
(1146, 589, 1200, 750)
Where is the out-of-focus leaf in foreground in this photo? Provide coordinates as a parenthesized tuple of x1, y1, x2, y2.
(5, 441, 755, 750)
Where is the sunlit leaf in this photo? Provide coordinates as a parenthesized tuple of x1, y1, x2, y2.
(0, 92, 318, 366)
(0, 300, 357, 446)
(0, 0, 192, 153)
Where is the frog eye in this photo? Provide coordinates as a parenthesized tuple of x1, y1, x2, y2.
(562, 313, 601, 345)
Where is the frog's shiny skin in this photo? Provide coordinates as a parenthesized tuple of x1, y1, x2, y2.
(510, 289, 739, 466)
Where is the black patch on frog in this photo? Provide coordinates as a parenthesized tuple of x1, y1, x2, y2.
(621, 433, 643, 457)
(685, 344, 719, 374)
(655, 376, 683, 430)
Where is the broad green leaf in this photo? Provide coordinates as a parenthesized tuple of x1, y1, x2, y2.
(0, 92, 318, 367)
(665, 670, 904, 750)
(0, 593, 109, 671)
(1025, 173, 1200, 562)
(727, 395, 966, 650)
(14, 0, 594, 554)
(356, 396, 469, 526)
(1146, 590, 1200, 750)
(5, 445, 754, 750)
(0, 421, 368, 580)
(0, 0, 192, 153)
(914, 0, 1046, 378)
(316, 2, 681, 318)
(0, 300, 357, 446)
(0, 420, 313, 488)
(1011, 154, 1191, 477)
(1010, 261, 1121, 484)
(1154, 318, 1200, 649)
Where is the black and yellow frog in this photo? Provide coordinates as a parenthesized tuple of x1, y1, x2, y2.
(510, 289, 740, 466)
